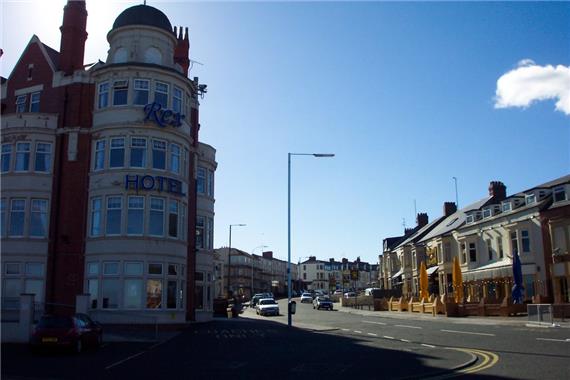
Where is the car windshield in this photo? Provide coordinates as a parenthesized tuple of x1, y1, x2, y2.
(259, 299, 276, 305)
(302, 293, 311, 297)
(318, 297, 330, 301)
(37, 316, 73, 328)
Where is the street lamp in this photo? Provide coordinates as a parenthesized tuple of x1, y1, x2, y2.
(251, 245, 268, 298)
(288, 152, 334, 327)
(227, 223, 246, 298)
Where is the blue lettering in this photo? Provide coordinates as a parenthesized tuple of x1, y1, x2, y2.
(144, 102, 184, 128)
(125, 174, 139, 190)
(144, 102, 163, 125)
(141, 175, 155, 190)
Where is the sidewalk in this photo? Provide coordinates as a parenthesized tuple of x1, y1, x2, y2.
(336, 305, 570, 328)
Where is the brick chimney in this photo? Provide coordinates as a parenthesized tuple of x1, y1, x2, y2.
(309, 256, 316, 261)
(443, 202, 457, 216)
(404, 227, 415, 235)
(329, 258, 335, 263)
(59, 0, 87, 75)
(342, 258, 348, 264)
(488, 181, 507, 201)
(262, 251, 273, 259)
(173, 26, 190, 76)
(416, 213, 429, 227)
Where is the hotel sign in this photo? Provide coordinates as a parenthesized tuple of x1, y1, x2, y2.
(125, 174, 185, 196)
(144, 102, 185, 128)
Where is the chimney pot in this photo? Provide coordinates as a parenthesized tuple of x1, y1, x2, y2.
(443, 202, 457, 216)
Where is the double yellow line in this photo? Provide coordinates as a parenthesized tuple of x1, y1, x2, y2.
(429, 348, 499, 379)
(454, 348, 499, 374)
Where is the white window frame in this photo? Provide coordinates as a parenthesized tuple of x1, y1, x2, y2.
(15, 142, 31, 172)
(152, 140, 167, 170)
(9, 199, 26, 237)
(525, 194, 536, 205)
(34, 142, 51, 173)
(103, 262, 120, 276)
(29, 199, 48, 238)
(90, 198, 103, 237)
(170, 143, 180, 174)
(172, 86, 183, 113)
(149, 197, 165, 237)
(154, 81, 169, 108)
(105, 196, 123, 236)
(98, 82, 109, 109)
(127, 196, 145, 236)
(130, 137, 147, 168)
(133, 79, 150, 106)
(112, 80, 129, 106)
(94, 140, 106, 171)
(109, 137, 125, 169)
(29, 92, 40, 112)
(16, 95, 27, 113)
(197, 167, 206, 194)
(1, 144, 12, 173)
(521, 230, 531, 253)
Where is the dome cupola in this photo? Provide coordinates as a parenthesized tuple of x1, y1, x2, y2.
(112, 4, 173, 34)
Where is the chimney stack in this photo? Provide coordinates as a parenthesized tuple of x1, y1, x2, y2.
(488, 181, 507, 201)
(416, 213, 429, 227)
(443, 202, 457, 216)
(59, 0, 88, 75)
(262, 251, 273, 259)
(173, 26, 190, 76)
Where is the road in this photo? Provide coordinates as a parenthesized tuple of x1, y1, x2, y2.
(2, 298, 569, 379)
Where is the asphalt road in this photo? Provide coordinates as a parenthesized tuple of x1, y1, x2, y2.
(2, 299, 569, 380)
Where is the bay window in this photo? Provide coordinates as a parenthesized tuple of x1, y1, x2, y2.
(154, 82, 168, 108)
(197, 167, 206, 194)
(170, 143, 180, 173)
(152, 140, 166, 170)
(168, 200, 178, 238)
(90, 198, 102, 237)
(133, 79, 150, 105)
(94, 140, 106, 170)
(30, 92, 40, 112)
(9, 199, 26, 237)
(130, 138, 147, 168)
(172, 86, 182, 113)
(109, 138, 125, 168)
(127, 196, 144, 235)
(2, 144, 12, 172)
(98, 82, 109, 109)
(113, 80, 128, 106)
(16, 95, 27, 113)
(196, 216, 205, 248)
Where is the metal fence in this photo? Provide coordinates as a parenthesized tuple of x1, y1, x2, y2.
(527, 304, 554, 326)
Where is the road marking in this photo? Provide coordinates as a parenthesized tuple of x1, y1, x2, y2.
(362, 320, 387, 325)
(395, 324, 422, 329)
(435, 348, 499, 378)
(367, 333, 378, 337)
(536, 338, 570, 342)
(441, 329, 495, 337)
(341, 328, 350, 331)
(421, 343, 436, 348)
(353, 330, 362, 333)
(400, 339, 411, 342)
(105, 351, 147, 370)
(384, 336, 394, 339)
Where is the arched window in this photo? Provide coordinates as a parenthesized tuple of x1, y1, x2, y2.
(144, 47, 162, 65)
(113, 47, 128, 63)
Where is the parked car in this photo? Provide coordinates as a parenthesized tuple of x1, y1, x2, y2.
(343, 292, 356, 298)
(256, 298, 280, 316)
(31, 314, 102, 353)
(313, 296, 334, 310)
(300, 293, 313, 303)
(251, 293, 266, 308)
(333, 290, 343, 295)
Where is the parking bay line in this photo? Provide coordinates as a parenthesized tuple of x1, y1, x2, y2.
(441, 329, 495, 337)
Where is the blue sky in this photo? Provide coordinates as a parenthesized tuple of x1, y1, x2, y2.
(2, 1, 569, 264)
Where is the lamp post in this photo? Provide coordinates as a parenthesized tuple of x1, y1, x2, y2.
(288, 152, 334, 327)
(227, 223, 246, 298)
(251, 245, 268, 298)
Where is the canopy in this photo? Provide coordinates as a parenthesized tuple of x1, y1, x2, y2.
(427, 266, 438, 276)
(391, 269, 404, 279)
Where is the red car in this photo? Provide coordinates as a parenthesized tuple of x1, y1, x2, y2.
(31, 313, 103, 353)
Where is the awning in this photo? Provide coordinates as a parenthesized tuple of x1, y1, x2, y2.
(427, 266, 438, 276)
(391, 269, 404, 279)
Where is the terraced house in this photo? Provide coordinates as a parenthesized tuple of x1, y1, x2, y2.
(1, 1, 217, 324)
(379, 175, 570, 304)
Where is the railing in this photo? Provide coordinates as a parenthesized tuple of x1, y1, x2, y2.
(527, 304, 553, 326)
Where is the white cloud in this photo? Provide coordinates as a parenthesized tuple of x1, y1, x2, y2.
(494, 60, 570, 116)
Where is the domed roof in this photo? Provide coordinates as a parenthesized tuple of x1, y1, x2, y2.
(112, 5, 172, 34)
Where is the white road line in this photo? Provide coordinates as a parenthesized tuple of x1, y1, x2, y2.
(341, 328, 350, 331)
(384, 336, 394, 339)
(400, 339, 411, 342)
(362, 320, 387, 325)
(536, 338, 570, 342)
(421, 344, 436, 348)
(395, 324, 422, 329)
(441, 329, 495, 337)
(354, 330, 362, 333)
(367, 333, 378, 337)
(105, 351, 147, 370)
